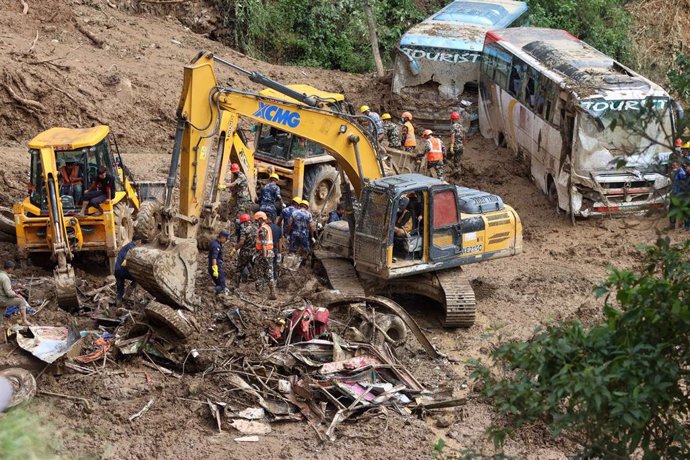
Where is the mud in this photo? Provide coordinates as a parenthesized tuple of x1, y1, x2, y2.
(0, 1, 683, 459)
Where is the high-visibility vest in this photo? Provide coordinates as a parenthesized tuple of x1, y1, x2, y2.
(255, 223, 274, 251)
(426, 137, 443, 162)
(403, 121, 416, 147)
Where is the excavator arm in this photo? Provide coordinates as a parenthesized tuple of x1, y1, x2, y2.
(127, 51, 385, 310)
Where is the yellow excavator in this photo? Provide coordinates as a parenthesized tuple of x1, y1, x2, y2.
(127, 51, 523, 327)
(13, 126, 145, 308)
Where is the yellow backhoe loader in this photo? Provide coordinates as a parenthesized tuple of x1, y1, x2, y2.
(13, 126, 149, 308)
(127, 51, 523, 327)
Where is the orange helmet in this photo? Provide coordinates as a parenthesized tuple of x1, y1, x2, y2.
(230, 163, 240, 173)
(402, 111, 413, 120)
(253, 211, 267, 221)
(450, 112, 460, 120)
(422, 129, 433, 137)
(239, 213, 251, 224)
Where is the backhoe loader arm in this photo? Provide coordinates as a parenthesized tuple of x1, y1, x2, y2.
(39, 147, 78, 308)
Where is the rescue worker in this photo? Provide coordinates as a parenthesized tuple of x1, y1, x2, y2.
(253, 211, 277, 300)
(449, 111, 465, 171)
(669, 161, 688, 230)
(394, 196, 412, 238)
(268, 219, 282, 281)
(420, 129, 445, 181)
(79, 165, 115, 216)
(288, 199, 316, 257)
(361, 105, 384, 141)
(209, 230, 230, 295)
(327, 203, 345, 223)
(0, 260, 31, 325)
(225, 163, 252, 218)
(382, 113, 402, 149)
(58, 158, 84, 204)
(234, 213, 255, 287)
(277, 196, 301, 241)
(259, 173, 284, 222)
(114, 233, 145, 306)
(401, 111, 417, 153)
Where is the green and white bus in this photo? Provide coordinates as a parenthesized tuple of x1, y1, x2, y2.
(479, 27, 675, 217)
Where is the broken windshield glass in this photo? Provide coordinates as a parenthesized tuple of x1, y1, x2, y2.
(575, 97, 673, 171)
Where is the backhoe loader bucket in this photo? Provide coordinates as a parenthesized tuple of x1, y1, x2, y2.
(54, 265, 78, 310)
(126, 239, 198, 311)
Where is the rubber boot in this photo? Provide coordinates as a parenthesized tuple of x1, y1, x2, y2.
(234, 273, 241, 289)
(268, 282, 278, 300)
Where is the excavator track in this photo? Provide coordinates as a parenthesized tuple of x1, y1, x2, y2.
(314, 251, 366, 297)
(435, 269, 476, 328)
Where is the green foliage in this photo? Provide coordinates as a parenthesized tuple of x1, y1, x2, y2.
(472, 237, 690, 459)
(212, 0, 445, 72)
(668, 54, 690, 102)
(525, 0, 632, 64)
(0, 408, 61, 459)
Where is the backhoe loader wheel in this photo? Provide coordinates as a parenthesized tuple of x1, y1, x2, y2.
(134, 199, 162, 242)
(303, 165, 341, 214)
(358, 313, 408, 348)
(144, 302, 194, 339)
(114, 202, 134, 248)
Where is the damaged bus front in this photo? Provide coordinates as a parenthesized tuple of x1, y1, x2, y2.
(392, 0, 527, 130)
(566, 97, 673, 216)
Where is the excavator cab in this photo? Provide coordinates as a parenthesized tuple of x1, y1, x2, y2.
(350, 174, 522, 278)
(15, 126, 142, 309)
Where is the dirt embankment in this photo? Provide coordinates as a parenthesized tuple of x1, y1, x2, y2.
(0, 1, 683, 459)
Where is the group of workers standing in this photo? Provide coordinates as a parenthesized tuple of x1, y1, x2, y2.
(359, 105, 466, 182)
(206, 163, 318, 300)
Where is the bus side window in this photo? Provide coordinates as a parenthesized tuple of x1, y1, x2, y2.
(551, 98, 562, 127)
(509, 60, 525, 97)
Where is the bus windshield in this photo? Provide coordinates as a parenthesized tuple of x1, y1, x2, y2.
(576, 98, 673, 170)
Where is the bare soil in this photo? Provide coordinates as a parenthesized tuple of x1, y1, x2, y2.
(0, 1, 683, 459)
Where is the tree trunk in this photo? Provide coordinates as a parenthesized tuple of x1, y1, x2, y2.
(363, 0, 384, 77)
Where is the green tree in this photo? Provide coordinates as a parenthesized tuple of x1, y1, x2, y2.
(472, 237, 690, 458)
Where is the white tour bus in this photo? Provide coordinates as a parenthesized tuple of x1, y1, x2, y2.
(479, 27, 675, 217)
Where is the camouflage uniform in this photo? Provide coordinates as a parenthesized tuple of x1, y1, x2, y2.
(449, 122, 465, 169)
(229, 171, 252, 218)
(259, 182, 282, 221)
(422, 137, 445, 181)
(383, 121, 402, 149)
(235, 222, 256, 286)
(288, 209, 313, 254)
(254, 224, 275, 289)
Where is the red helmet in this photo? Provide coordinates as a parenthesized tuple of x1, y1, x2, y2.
(239, 213, 251, 224)
(675, 138, 683, 148)
(450, 112, 461, 120)
(230, 163, 240, 173)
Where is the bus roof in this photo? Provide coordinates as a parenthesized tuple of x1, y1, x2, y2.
(487, 27, 667, 99)
(400, 1, 528, 50)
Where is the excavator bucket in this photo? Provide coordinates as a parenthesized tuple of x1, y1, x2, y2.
(126, 239, 198, 311)
(54, 265, 78, 310)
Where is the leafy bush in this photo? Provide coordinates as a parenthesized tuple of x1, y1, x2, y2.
(472, 237, 690, 458)
(668, 53, 690, 101)
(525, 0, 633, 64)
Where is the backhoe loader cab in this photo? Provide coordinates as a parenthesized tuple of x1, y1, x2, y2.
(252, 85, 352, 213)
(14, 126, 142, 308)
